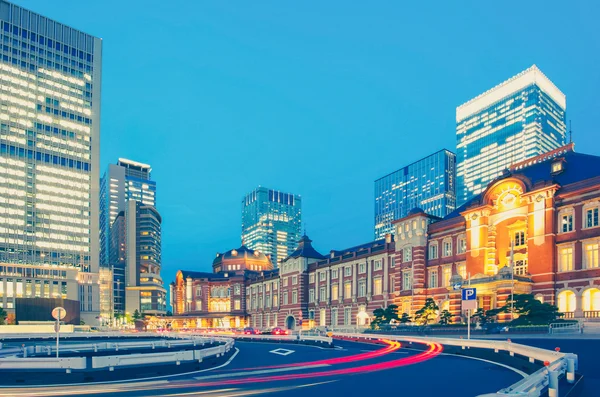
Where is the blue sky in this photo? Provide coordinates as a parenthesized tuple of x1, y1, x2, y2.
(18, 0, 600, 284)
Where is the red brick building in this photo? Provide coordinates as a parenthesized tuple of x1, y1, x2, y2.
(173, 144, 600, 329)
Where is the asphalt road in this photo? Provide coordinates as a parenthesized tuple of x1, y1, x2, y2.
(0, 339, 524, 397)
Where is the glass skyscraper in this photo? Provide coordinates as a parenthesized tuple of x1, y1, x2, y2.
(374, 149, 456, 239)
(99, 159, 156, 267)
(99, 158, 163, 317)
(0, 1, 101, 322)
(456, 65, 567, 205)
(241, 187, 302, 267)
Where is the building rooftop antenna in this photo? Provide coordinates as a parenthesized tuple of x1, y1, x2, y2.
(569, 120, 573, 143)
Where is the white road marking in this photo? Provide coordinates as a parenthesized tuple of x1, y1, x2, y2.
(193, 364, 330, 380)
(437, 352, 528, 378)
(269, 348, 295, 356)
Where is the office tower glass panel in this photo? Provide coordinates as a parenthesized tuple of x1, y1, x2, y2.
(374, 149, 456, 238)
(456, 65, 566, 205)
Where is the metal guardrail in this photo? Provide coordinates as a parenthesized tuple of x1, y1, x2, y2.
(333, 332, 577, 397)
(200, 332, 333, 345)
(0, 333, 235, 373)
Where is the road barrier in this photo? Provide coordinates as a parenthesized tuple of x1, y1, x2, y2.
(205, 332, 333, 345)
(332, 332, 578, 397)
(0, 333, 235, 374)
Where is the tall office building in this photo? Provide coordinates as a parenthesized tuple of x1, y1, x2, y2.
(99, 159, 156, 267)
(99, 159, 164, 317)
(0, 1, 102, 322)
(241, 187, 302, 266)
(374, 149, 456, 239)
(456, 65, 567, 205)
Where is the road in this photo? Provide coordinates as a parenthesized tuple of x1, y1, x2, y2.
(0, 338, 524, 396)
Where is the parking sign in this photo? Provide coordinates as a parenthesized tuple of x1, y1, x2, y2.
(462, 288, 476, 301)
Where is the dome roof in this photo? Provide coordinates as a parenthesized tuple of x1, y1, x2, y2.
(408, 207, 425, 215)
(213, 245, 270, 265)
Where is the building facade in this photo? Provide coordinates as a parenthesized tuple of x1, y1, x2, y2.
(99, 159, 163, 319)
(241, 187, 302, 267)
(375, 149, 456, 239)
(0, 1, 102, 323)
(456, 65, 567, 206)
(173, 145, 600, 329)
(99, 159, 156, 267)
(170, 245, 273, 328)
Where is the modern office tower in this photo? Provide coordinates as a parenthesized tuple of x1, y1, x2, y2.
(374, 149, 456, 239)
(99, 159, 155, 267)
(0, 1, 102, 323)
(456, 65, 567, 205)
(241, 187, 302, 267)
(99, 159, 163, 316)
(124, 200, 165, 315)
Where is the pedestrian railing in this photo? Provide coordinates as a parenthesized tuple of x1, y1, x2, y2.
(333, 332, 577, 397)
(549, 321, 581, 335)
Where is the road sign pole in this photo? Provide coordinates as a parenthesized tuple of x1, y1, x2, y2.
(56, 308, 60, 358)
(467, 273, 471, 340)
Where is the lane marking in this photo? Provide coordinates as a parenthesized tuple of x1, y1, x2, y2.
(193, 364, 330, 380)
(0, 348, 240, 390)
(438, 352, 528, 378)
(269, 348, 294, 356)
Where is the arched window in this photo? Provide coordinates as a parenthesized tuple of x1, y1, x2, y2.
(557, 290, 576, 313)
(582, 288, 600, 312)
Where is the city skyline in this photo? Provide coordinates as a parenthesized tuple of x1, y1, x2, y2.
(13, 0, 600, 288)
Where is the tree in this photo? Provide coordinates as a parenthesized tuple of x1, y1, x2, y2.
(399, 313, 412, 324)
(439, 310, 452, 325)
(0, 307, 7, 325)
(370, 304, 400, 329)
(473, 308, 498, 326)
(132, 309, 142, 320)
(414, 298, 439, 326)
(495, 294, 562, 325)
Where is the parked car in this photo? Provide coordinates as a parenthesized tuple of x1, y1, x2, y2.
(243, 327, 260, 335)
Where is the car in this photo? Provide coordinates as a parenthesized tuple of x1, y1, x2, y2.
(243, 327, 259, 335)
(271, 327, 289, 335)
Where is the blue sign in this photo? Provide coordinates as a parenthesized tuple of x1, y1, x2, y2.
(462, 288, 477, 301)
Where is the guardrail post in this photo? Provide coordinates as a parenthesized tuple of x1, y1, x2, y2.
(548, 370, 559, 397)
(94, 344, 98, 353)
(567, 358, 575, 384)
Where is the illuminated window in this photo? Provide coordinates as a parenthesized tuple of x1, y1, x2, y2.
(344, 282, 352, 299)
(309, 274, 315, 283)
(320, 309, 326, 326)
(373, 278, 382, 295)
(273, 293, 278, 307)
(551, 161, 563, 173)
(428, 269, 438, 288)
(456, 263, 467, 279)
(234, 299, 241, 310)
(584, 242, 599, 269)
(559, 247, 573, 272)
(457, 236, 467, 254)
(442, 266, 452, 286)
(331, 284, 339, 300)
